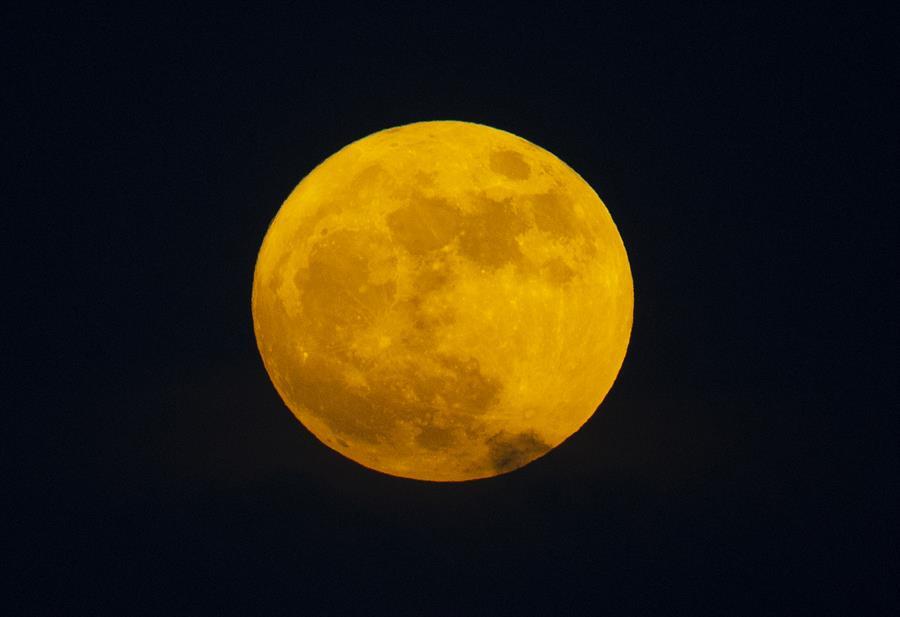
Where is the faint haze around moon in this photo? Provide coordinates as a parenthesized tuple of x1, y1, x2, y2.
(252, 121, 633, 481)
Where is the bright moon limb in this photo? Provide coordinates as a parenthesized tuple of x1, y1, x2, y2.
(252, 121, 633, 481)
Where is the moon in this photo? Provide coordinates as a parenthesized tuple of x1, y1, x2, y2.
(252, 121, 633, 481)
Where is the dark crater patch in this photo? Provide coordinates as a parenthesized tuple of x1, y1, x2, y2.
(530, 190, 577, 237)
(412, 254, 454, 295)
(378, 354, 502, 418)
(386, 195, 462, 255)
(490, 149, 531, 180)
(415, 425, 457, 451)
(486, 430, 551, 474)
(414, 170, 436, 186)
(293, 352, 502, 448)
(295, 229, 397, 351)
(432, 355, 502, 412)
(398, 296, 455, 337)
(348, 164, 388, 196)
(458, 194, 528, 268)
(541, 257, 576, 285)
(284, 362, 398, 444)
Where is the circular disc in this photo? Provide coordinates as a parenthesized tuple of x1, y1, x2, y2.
(252, 121, 633, 481)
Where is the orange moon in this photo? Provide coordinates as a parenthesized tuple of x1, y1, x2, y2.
(252, 121, 633, 481)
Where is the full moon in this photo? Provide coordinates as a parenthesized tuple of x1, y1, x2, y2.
(252, 121, 633, 481)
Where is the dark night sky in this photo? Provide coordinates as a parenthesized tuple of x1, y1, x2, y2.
(8, 4, 895, 615)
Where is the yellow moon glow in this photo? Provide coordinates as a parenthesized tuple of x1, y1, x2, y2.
(252, 121, 632, 481)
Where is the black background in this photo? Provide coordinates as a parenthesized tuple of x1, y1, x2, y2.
(8, 4, 896, 615)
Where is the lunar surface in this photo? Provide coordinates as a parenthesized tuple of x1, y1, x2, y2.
(252, 121, 633, 481)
